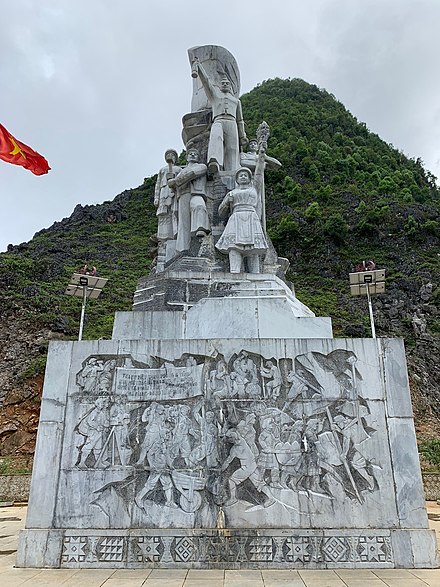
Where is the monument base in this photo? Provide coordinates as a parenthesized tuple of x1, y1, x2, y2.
(16, 334, 438, 569)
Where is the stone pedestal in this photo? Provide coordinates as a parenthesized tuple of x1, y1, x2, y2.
(16, 270, 438, 569)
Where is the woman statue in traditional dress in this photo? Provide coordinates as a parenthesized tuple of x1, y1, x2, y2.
(215, 144, 268, 273)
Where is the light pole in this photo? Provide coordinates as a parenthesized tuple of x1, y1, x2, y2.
(349, 269, 385, 338)
(65, 273, 108, 341)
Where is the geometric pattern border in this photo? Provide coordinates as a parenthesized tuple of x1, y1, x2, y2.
(61, 532, 393, 567)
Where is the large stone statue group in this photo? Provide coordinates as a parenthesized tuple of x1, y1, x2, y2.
(153, 46, 281, 274)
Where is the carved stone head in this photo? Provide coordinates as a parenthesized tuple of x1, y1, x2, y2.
(220, 75, 232, 93)
(235, 167, 252, 186)
(187, 148, 199, 163)
(164, 149, 178, 164)
(248, 139, 258, 153)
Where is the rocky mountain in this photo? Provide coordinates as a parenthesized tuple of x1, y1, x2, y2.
(0, 78, 439, 460)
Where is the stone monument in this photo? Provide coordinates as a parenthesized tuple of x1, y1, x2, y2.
(17, 45, 438, 570)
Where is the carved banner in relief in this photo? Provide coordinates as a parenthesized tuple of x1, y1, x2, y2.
(114, 363, 204, 400)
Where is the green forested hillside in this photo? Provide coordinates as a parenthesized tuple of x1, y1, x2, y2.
(242, 79, 439, 340)
(0, 78, 439, 456)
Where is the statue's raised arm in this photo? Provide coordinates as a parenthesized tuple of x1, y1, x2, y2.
(192, 59, 215, 103)
(191, 55, 247, 174)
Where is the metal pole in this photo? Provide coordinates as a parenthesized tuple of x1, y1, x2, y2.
(78, 285, 87, 341)
(366, 283, 376, 339)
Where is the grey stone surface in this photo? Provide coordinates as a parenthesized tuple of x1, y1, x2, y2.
(38, 340, 72, 423)
(391, 529, 439, 568)
(55, 528, 397, 569)
(9, 471, 440, 508)
(131, 272, 314, 315)
(16, 529, 63, 568)
(112, 310, 185, 341)
(410, 529, 439, 568)
(382, 338, 414, 418)
(113, 308, 332, 341)
(390, 529, 413, 568)
(25, 422, 64, 528)
(184, 298, 330, 339)
(388, 417, 429, 528)
(124, 271, 334, 340)
(18, 528, 395, 569)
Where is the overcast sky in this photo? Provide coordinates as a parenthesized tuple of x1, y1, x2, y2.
(1, 0, 439, 252)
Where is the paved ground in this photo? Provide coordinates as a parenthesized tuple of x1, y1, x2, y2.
(1, 503, 440, 586)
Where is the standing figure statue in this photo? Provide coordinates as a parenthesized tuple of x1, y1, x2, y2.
(154, 149, 181, 241)
(191, 58, 247, 174)
(168, 147, 210, 253)
(215, 144, 268, 273)
(240, 138, 282, 171)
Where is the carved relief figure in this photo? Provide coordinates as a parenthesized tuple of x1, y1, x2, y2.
(168, 404, 196, 466)
(190, 402, 220, 468)
(135, 403, 177, 510)
(191, 59, 247, 174)
(154, 149, 181, 241)
(312, 350, 361, 400)
(97, 359, 117, 394)
(297, 418, 325, 495)
(236, 413, 258, 457)
(261, 360, 282, 400)
(332, 412, 375, 491)
(209, 359, 231, 400)
(222, 429, 275, 508)
(228, 351, 260, 399)
(256, 417, 282, 488)
(76, 397, 111, 468)
(135, 403, 167, 466)
(77, 358, 104, 393)
(168, 148, 210, 252)
(286, 368, 322, 401)
(185, 355, 197, 366)
(246, 370, 262, 399)
(109, 396, 132, 466)
(278, 420, 303, 489)
(216, 147, 268, 273)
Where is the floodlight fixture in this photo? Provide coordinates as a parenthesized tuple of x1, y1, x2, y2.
(65, 272, 108, 341)
(349, 268, 386, 339)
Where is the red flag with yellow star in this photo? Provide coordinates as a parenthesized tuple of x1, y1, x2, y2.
(0, 123, 50, 175)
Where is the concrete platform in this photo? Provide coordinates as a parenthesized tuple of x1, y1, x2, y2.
(3, 504, 440, 585)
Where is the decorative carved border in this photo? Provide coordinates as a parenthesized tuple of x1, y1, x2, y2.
(61, 531, 393, 567)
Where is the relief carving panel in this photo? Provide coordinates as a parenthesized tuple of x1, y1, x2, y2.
(57, 346, 394, 530)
